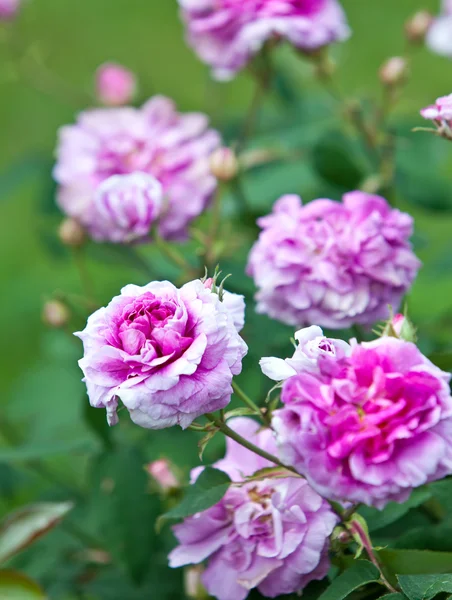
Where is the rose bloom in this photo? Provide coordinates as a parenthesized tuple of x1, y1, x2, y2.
(96, 62, 137, 106)
(88, 173, 163, 243)
(273, 334, 452, 508)
(178, 0, 350, 80)
(246, 192, 421, 329)
(260, 325, 350, 381)
(76, 279, 247, 429)
(53, 96, 220, 241)
(169, 418, 338, 600)
(421, 94, 452, 139)
(0, 0, 20, 20)
(426, 0, 452, 58)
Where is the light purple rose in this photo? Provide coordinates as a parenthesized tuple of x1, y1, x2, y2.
(246, 192, 421, 329)
(260, 325, 350, 381)
(0, 0, 20, 20)
(53, 96, 220, 241)
(178, 0, 350, 80)
(273, 336, 452, 508)
(88, 173, 163, 243)
(203, 278, 245, 332)
(75, 279, 248, 429)
(95, 62, 137, 107)
(169, 418, 338, 600)
(426, 0, 452, 58)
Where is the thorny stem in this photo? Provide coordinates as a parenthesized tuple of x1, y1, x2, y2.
(232, 381, 266, 423)
(205, 413, 299, 474)
(349, 519, 398, 593)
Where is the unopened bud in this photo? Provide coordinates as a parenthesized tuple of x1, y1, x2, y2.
(379, 57, 408, 87)
(184, 566, 208, 600)
(405, 11, 433, 44)
(42, 300, 70, 329)
(58, 218, 86, 247)
(147, 459, 179, 491)
(391, 313, 417, 343)
(96, 62, 137, 107)
(210, 147, 239, 182)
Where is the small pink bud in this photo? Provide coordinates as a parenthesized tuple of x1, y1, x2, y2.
(147, 459, 179, 491)
(391, 314, 417, 342)
(42, 300, 70, 329)
(405, 11, 433, 43)
(209, 147, 239, 181)
(379, 57, 408, 87)
(58, 218, 86, 248)
(184, 565, 208, 599)
(0, 0, 21, 21)
(95, 62, 137, 107)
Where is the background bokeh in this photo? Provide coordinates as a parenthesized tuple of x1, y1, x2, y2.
(1, 1, 452, 598)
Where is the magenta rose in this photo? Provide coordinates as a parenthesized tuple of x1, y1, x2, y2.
(178, 0, 350, 80)
(247, 192, 421, 329)
(169, 418, 338, 600)
(273, 335, 452, 508)
(76, 279, 247, 429)
(53, 95, 220, 241)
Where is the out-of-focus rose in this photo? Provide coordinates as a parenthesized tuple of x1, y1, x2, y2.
(169, 418, 338, 600)
(426, 0, 452, 58)
(88, 173, 163, 243)
(54, 96, 220, 241)
(247, 192, 421, 329)
(76, 279, 247, 429)
(421, 94, 452, 139)
(147, 458, 179, 491)
(273, 336, 452, 508)
(178, 0, 350, 80)
(0, 0, 20, 20)
(96, 62, 137, 106)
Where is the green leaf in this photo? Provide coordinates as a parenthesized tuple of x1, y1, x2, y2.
(360, 487, 432, 532)
(380, 594, 407, 600)
(0, 570, 46, 599)
(317, 560, 381, 600)
(312, 130, 366, 190)
(398, 574, 452, 600)
(0, 502, 73, 564)
(89, 447, 161, 585)
(158, 467, 231, 528)
(378, 549, 452, 575)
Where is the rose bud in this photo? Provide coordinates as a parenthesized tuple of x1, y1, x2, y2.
(147, 459, 179, 491)
(391, 313, 417, 343)
(379, 57, 408, 87)
(42, 300, 70, 329)
(209, 147, 239, 181)
(58, 218, 86, 248)
(405, 11, 433, 43)
(95, 62, 137, 107)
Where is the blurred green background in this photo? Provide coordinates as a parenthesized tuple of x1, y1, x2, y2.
(1, 0, 452, 597)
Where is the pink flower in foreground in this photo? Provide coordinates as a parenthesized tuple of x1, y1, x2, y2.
(273, 336, 452, 508)
(426, 0, 452, 58)
(246, 192, 421, 329)
(260, 325, 350, 381)
(169, 418, 338, 600)
(76, 279, 247, 429)
(0, 0, 20, 20)
(96, 62, 137, 106)
(89, 173, 163, 243)
(54, 96, 220, 241)
(178, 0, 350, 80)
(421, 94, 452, 139)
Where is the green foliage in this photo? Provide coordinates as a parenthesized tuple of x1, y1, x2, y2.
(317, 560, 381, 600)
(158, 467, 231, 527)
(0, 570, 46, 599)
(398, 575, 452, 600)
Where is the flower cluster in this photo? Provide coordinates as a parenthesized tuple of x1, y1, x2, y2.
(271, 330, 452, 508)
(178, 0, 350, 80)
(76, 279, 247, 429)
(54, 96, 220, 242)
(247, 192, 421, 329)
(169, 418, 338, 600)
